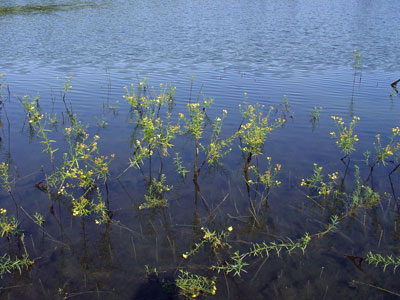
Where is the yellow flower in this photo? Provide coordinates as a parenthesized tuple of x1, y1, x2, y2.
(182, 253, 188, 259)
(0, 208, 6, 214)
(227, 226, 233, 232)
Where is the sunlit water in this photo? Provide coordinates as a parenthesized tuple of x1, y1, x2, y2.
(1, 0, 400, 299)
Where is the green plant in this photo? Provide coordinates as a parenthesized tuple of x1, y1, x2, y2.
(316, 215, 339, 237)
(311, 106, 322, 120)
(176, 269, 216, 298)
(211, 233, 311, 278)
(212, 216, 340, 278)
(179, 100, 236, 184)
(96, 114, 108, 128)
(300, 163, 339, 199)
(330, 115, 360, 157)
(0, 253, 33, 276)
(247, 157, 282, 206)
(27, 119, 115, 224)
(280, 94, 293, 119)
(33, 212, 45, 226)
(239, 103, 285, 157)
(349, 166, 380, 211)
(173, 152, 189, 179)
(0, 208, 20, 240)
(182, 226, 232, 259)
(21, 96, 58, 162)
(364, 128, 400, 183)
(238, 103, 285, 189)
(211, 250, 249, 277)
(0, 162, 11, 192)
(366, 252, 400, 272)
(119, 82, 179, 178)
(139, 174, 172, 210)
(353, 49, 362, 69)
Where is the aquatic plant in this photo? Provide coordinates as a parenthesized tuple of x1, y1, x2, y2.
(330, 115, 360, 158)
(3, 78, 400, 298)
(182, 226, 232, 259)
(123, 80, 174, 121)
(176, 269, 216, 298)
(364, 127, 400, 185)
(177, 98, 236, 189)
(20, 112, 115, 224)
(247, 156, 282, 206)
(46, 126, 114, 192)
(300, 163, 339, 199)
(238, 103, 285, 157)
(349, 166, 380, 210)
(279, 94, 293, 119)
(182, 215, 340, 280)
(139, 174, 172, 210)
(237, 103, 285, 204)
(173, 152, 189, 179)
(0, 162, 12, 192)
(366, 252, 400, 273)
(0, 208, 20, 240)
(0, 253, 33, 276)
(120, 81, 179, 179)
(311, 106, 322, 120)
(33, 212, 45, 227)
(353, 49, 362, 69)
(21, 96, 58, 162)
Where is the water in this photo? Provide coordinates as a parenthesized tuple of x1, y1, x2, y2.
(1, 0, 400, 299)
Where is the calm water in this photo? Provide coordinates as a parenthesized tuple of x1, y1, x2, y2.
(1, 0, 400, 299)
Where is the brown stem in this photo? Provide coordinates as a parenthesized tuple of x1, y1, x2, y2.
(193, 138, 199, 182)
(244, 152, 253, 196)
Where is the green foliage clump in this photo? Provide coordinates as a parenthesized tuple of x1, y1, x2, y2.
(0, 253, 33, 277)
(182, 226, 232, 260)
(176, 270, 216, 298)
(311, 106, 322, 120)
(0, 208, 20, 239)
(173, 153, 189, 179)
(300, 163, 339, 199)
(139, 174, 172, 210)
(238, 103, 285, 156)
(366, 252, 400, 273)
(330, 115, 360, 156)
(248, 157, 282, 191)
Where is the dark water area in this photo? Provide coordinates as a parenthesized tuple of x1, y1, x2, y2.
(1, 0, 400, 299)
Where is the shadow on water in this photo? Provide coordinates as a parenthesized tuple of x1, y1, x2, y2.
(132, 271, 178, 300)
(0, 2, 102, 15)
